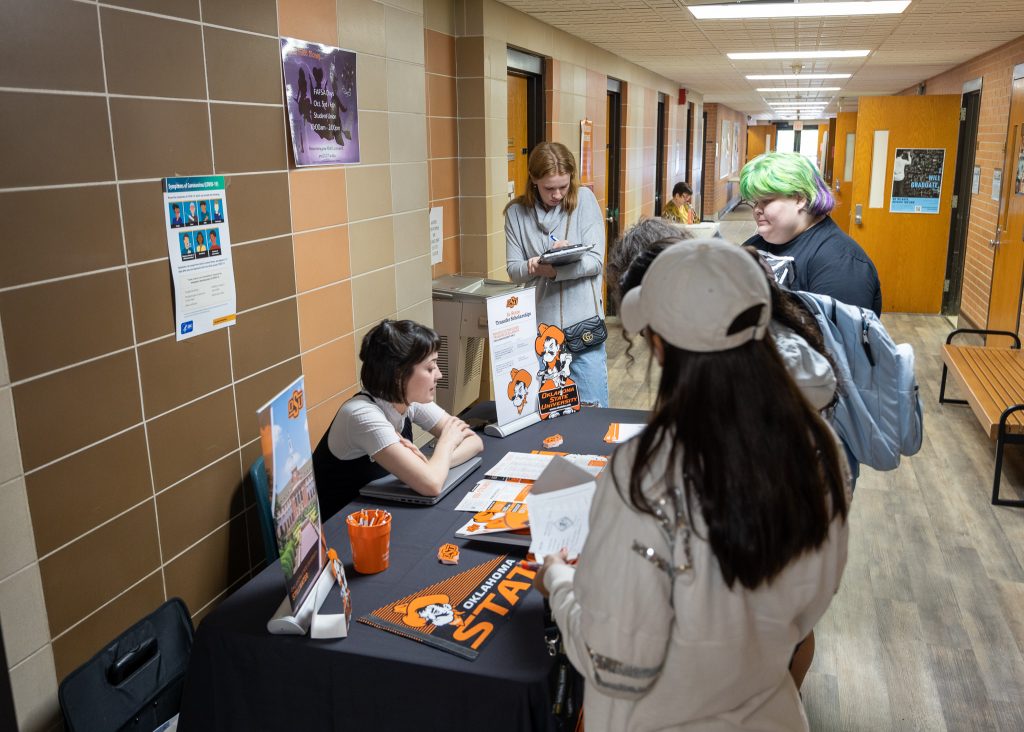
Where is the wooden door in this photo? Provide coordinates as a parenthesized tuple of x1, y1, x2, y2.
(987, 71, 1024, 341)
(832, 112, 857, 234)
(849, 95, 960, 313)
(507, 73, 529, 200)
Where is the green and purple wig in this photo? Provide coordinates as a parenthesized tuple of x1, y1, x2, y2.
(739, 152, 835, 217)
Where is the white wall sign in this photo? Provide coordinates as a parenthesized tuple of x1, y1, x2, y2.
(429, 206, 443, 265)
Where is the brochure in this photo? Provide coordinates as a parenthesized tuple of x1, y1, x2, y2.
(525, 457, 598, 562)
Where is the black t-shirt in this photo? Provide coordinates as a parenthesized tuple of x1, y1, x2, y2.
(744, 216, 882, 316)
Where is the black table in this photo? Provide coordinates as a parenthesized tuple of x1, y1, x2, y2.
(178, 406, 647, 732)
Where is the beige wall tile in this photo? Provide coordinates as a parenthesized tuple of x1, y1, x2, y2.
(297, 281, 354, 351)
(0, 563, 50, 668)
(346, 165, 393, 221)
(460, 233, 487, 275)
(278, 0, 338, 46)
(0, 477, 35, 580)
(338, 0, 386, 55)
(0, 387, 22, 485)
(301, 334, 357, 408)
(351, 269, 397, 330)
(294, 226, 350, 293)
(395, 255, 432, 310)
(483, 36, 506, 80)
(356, 55, 388, 112)
(423, 0, 453, 34)
(387, 60, 427, 115)
(349, 217, 396, 275)
(396, 297, 433, 326)
(393, 209, 429, 262)
(385, 6, 425, 65)
(357, 110, 391, 166)
(389, 113, 428, 164)
(10, 645, 59, 732)
(290, 167, 347, 232)
(382, 0, 423, 13)
(391, 162, 428, 213)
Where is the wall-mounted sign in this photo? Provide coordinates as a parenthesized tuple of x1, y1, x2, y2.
(429, 207, 443, 265)
(580, 119, 594, 185)
(281, 37, 360, 166)
(972, 166, 981, 194)
(993, 169, 1003, 202)
(890, 147, 945, 214)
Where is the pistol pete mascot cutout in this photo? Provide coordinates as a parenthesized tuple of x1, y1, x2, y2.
(507, 368, 532, 415)
(395, 594, 463, 629)
(536, 323, 579, 418)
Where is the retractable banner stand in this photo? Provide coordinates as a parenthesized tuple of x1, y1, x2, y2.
(485, 288, 542, 437)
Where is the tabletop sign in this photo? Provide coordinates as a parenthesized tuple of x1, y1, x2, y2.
(359, 555, 535, 660)
(487, 287, 541, 429)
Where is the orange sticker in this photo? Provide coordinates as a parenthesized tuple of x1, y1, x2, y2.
(438, 543, 460, 565)
(543, 434, 564, 449)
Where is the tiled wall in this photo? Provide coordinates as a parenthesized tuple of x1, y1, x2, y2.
(902, 36, 1024, 329)
(702, 103, 747, 219)
(0, 0, 433, 728)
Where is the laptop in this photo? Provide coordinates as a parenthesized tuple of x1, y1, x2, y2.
(359, 456, 482, 505)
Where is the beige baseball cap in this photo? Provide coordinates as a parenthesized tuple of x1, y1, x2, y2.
(619, 238, 771, 352)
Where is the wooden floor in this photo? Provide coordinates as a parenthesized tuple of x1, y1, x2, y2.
(606, 313, 1024, 731)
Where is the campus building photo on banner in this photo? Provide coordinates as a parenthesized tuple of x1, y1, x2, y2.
(890, 147, 945, 214)
(281, 37, 360, 166)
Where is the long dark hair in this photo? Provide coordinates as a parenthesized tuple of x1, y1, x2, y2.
(359, 320, 441, 403)
(621, 335, 848, 590)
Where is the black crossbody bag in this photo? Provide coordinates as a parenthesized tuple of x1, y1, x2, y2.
(561, 278, 607, 353)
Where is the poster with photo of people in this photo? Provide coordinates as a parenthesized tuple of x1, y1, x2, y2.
(890, 147, 946, 214)
(163, 176, 237, 340)
(281, 37, 360, 166)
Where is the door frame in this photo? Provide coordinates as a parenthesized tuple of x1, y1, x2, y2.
(654, 93, 667, 216)
(506, 47, 545, 155)
(942, 85, 982, 315)
(606, 80, 622, 248)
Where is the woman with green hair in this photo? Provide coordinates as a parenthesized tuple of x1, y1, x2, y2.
(741, 152, 882, 316)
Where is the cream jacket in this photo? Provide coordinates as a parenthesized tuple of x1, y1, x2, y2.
(545, 436, 850, 732)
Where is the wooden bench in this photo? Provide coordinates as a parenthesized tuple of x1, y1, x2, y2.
(940, 328, 1024, 506)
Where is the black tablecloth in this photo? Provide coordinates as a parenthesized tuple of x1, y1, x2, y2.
(178, 405, 647, 732)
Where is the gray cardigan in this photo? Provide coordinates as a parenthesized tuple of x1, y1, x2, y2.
(505, 186, 606, 329)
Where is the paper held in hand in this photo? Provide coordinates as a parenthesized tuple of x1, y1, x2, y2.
(525, 457, 597, 562)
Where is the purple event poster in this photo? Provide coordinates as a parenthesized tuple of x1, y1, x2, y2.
(281, 37, 360, 166)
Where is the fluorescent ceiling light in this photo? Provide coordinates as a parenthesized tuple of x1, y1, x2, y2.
(729, 50, 869, 60)
(690, 2, 910, 20)
(767, 101, 829, 106)
(748, 73, 851, 80)
(758, 87, 842, 92)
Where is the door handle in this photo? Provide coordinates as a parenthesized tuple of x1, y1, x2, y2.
(606, 216, 615, 223)
(854, 204, 863, 226)
(991, 227, 1004, 250)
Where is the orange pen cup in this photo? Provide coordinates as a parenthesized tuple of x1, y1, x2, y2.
(345, 509, 392, 574)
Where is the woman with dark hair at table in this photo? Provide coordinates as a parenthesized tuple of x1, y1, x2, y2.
(534, 240, 849, 731)
(312, 319, 483, 521)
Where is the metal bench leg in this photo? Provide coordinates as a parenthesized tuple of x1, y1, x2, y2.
(938, 363, 967, 405)
(992, 405, 1024, 508)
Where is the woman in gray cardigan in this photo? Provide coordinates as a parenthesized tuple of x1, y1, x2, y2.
(504, 142, 609, 406)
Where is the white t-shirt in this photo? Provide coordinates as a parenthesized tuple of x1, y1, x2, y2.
(325, 394, 446, 462)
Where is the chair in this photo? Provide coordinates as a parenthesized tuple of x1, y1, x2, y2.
(249, 456, 279, 564)
(59, 598, 193, 732)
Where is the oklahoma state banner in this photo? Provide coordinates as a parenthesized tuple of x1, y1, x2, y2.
(358, 555, 535, 660)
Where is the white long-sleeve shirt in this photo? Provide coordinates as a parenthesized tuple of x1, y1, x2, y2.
(545, 436, 850, 732)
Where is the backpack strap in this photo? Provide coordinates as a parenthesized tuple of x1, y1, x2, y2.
(860, 310, 875, 366)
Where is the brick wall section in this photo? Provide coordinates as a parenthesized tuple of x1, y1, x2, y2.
(702, 103, 747, 219)
(902, 36, 1024, 328)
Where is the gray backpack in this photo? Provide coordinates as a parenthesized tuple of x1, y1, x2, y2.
(793, 291, 923, 471)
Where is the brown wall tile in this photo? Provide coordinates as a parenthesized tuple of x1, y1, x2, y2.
(101, 8, 204, 98)
(429, 116, 459, 158)
(13, 351, 142, 471)
(424, 30, 455, 76)
(157, 453, 243, 559)
(138, 329, 231, 417)
(233, 357, 302, 445)
(0, 186, 123, 288)
(210, 103, 287, 174)
(294, 226, 350, 293)
(129, 261, 175, 342)
(164, 515, 250, 614)
(146, 386, 239, 490)
(301, 335, 356, 408)
(202, 0, 278, 35)
(26, 428, 153, 557)
(0, 92, 114, 188)
(0, 0, 104, 92)
(104, 0, 200, 20)
(51, 573, 164, 682)
(307, 387, 353, 443)
(0, 271, 134, 382)
(225, 173, 291, 244)
(297, 281, 353, 352)
(110, 97, 212, 181)
(277, 0, 337, 46)
(243, 504, 266, 568)
(39, 502, 161, 636)
(229, 298, 300, 379)
(429, 157, 458, 200)
(289, 168, 347, 232)
(204, 28, 282, 105)
(232, 236, 296, 311)
(426, 74, 456, 118)
(121, 180, 168, 264)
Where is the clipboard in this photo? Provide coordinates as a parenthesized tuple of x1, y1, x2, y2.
(538, 243, 592, 265)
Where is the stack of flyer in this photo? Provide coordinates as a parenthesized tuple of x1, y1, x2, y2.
(454, 451, 606, 547)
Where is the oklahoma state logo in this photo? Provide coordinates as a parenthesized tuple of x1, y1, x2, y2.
(506, 295, 519, 308)
(287, 389, 304, 419)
